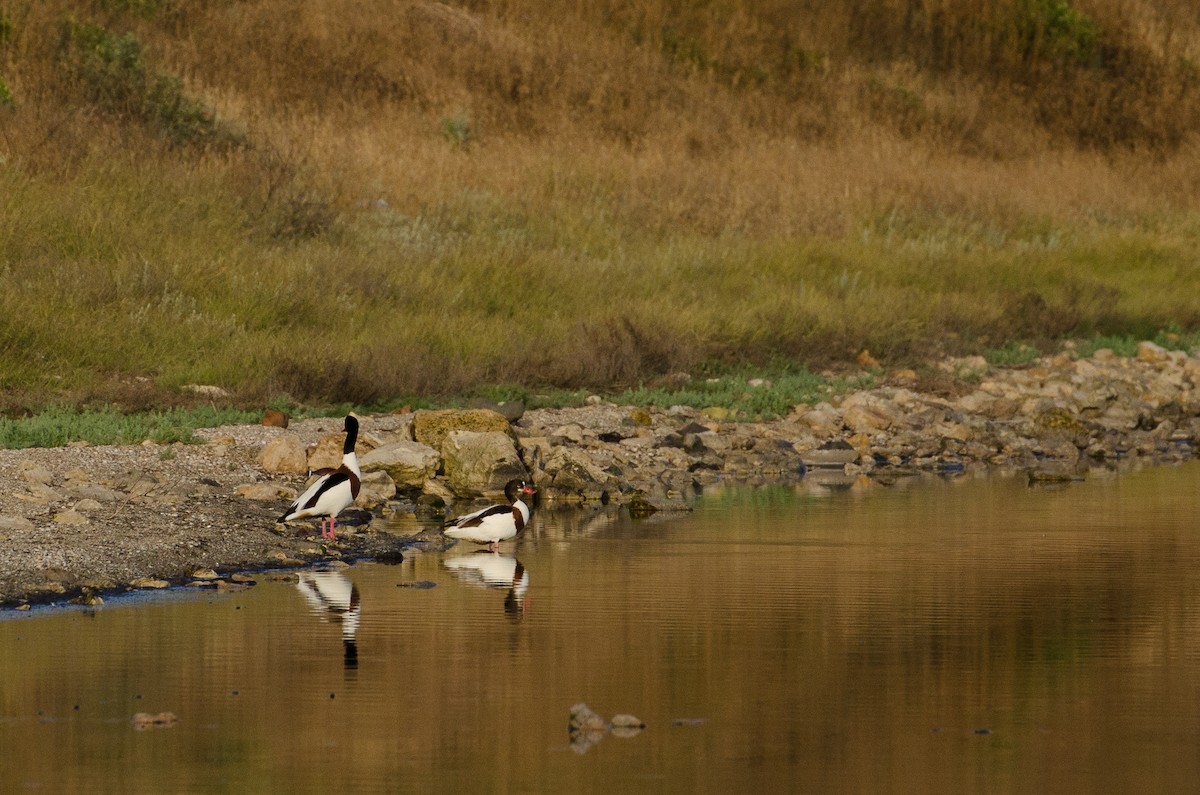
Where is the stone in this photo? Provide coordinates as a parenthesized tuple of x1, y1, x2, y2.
(0, 515, 34, 533)
(260, 436, 308, 474)
(52, 509, 89, 526)
(129, 578, 170, 589)
(262, 409, 289, 428)
(360, 441, 441, 489)
(356, 470, 397, 508)
(183, 384, 229, 398)
(467, 397, 525, 422)
(19, 462, 54, 485)
(442, 430, 526, 498)
(1136, 340, 1171, 364)
(840, 392, 899, 432)
(539, 446, 613, 498)
(307, 433, 347, 472)
(412, 408, 512, 452)
(237, 483, 296, 501)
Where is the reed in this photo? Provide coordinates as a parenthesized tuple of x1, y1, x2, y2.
(1, 0, 1199, 411)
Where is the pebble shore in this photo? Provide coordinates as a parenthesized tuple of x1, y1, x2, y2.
(0, 341, 1197, 606)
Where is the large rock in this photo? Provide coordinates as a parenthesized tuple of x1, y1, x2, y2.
(260, 437, 307, 474)
(360, 441, 441, 489)
(412, 409, 512, 452)
(839, 392, 900, 432)
(537, 446, 614, 499)
(442, 430, 526, 497)
(356, 470, 397, 508)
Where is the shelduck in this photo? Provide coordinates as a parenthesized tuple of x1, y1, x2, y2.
(443, 478, 536, 552)
(278, 415, 362, 540)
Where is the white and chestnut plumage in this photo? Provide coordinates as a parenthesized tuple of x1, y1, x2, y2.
(443, 478, 536, 552)
(278, 415, 362, 540)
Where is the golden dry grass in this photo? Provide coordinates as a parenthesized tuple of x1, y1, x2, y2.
(1, 0, 1199, 407)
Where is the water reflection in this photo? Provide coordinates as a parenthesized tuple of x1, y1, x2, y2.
(3, 465, 1200, 792)
(296, 569, 361, 668)
(443, 552, 529, 621)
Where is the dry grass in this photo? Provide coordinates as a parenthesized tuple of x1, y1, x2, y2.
(1, 0, 1200, 407)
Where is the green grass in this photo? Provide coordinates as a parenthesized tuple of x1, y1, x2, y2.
(0, 406, 265, 448)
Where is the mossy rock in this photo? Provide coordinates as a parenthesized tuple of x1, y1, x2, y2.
(625, 492, 659, 518)
(1034, 407, 1089, 439)
(412, 408, 512, 452)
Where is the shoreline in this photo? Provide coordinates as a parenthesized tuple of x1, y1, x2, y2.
(0, 342, 1197, 607)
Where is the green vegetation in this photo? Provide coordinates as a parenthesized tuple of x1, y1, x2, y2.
(0, 405, 263, 448)
(0, 0, 1198, 422)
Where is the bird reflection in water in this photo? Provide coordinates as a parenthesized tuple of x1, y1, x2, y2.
(443, 552, 530, 621)
(296, 570, 361, 668)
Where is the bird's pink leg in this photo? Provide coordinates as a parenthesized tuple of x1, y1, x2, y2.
(329, 518, 337, 540)
(489, 541, 499, 553)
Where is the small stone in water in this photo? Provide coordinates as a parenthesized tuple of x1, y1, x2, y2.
(131, 711, 178, 730)
(129, 578, 170, 589)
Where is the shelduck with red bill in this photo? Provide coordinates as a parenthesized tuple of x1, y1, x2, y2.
(443, 478, 536, 552)
(278, 415, 362, 540)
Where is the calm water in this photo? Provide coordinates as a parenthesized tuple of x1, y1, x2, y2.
(3, 463, 1200, 793)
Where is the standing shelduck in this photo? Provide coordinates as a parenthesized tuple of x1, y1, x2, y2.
(278, 415, 362, 539)
(443, 478, 536, 552)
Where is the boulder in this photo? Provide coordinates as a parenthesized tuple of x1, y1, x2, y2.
(307, 433, 346, 472)
(442, 430, 526, 498)
(356, 470, 397, 508)
(360, 441, 441, 489)
(412, 408, 512, 452)
(260, 436, 307, 474)
(538, 446, 613, 499)
(839, 392, 899, 432)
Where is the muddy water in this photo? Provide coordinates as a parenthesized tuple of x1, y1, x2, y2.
(2, 463, 1199, 792)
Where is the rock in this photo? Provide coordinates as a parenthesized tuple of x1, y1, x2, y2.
(569, 703, 608, 733)
(539, 447, 612, 498)
(467, 397, 525, 422)
(0, 515, 34, 533)
(307, 433, 347, 472)
(359, 441, 441, 489)
(260, 436, 308, 474)
(856, 348, 880, 368)
(52, 509, 89, 525)
(20, 462, 54, 485)
(412, 408, 512, 453)
(262, 409, 289, 428)
(129, 578, 170, 589)
(610, 713, 646, 737)
(183, 384, 229, 398)
(801, 440, 858, 468)
(1137, 340, 1171, 364)
(356, 470, 397, 508)
(191, 568, 219, 580)
(442, 430, 526, 498)
(839, 392, 899, 432)
(791, 402, 841, 436)
(236, 482, 296, 501)
(131, 712, 178, 730)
